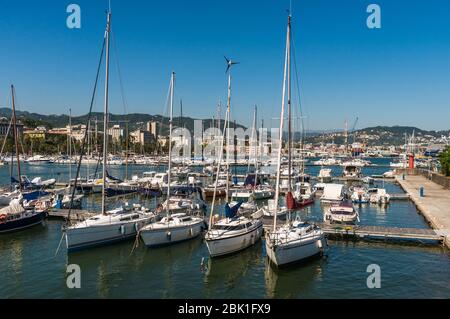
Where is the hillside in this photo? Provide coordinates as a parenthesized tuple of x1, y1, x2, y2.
(304, 126, 450, 146)
(0, 107, 246, 134)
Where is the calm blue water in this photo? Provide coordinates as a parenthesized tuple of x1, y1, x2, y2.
(1, 158, 450, 299)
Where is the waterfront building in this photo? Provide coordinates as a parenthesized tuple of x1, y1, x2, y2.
(23, 127, 46, 140)
(0, 117, 24, 137)
(108, 124, 124, 142)
(130, 129, 153, 145)
(146, 121, 159, 139)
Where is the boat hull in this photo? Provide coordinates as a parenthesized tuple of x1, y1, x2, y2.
(265, 235, 325, 267)
(65, 219, 151, 252)
(206, 222, 263, 258)
(0, 211, 46, 234)
(140, 221, 204, 247)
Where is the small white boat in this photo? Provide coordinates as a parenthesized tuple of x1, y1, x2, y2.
(320, 184, 344, 203)
(259, 199, 288, 219)
(317, 168, 332, 183)
(351, 187, 370, 204)
(26, 155, 52, 164)
(342, 165, 362, 179)
(323, 201, 360, 224)
(370, 188, 391, 204)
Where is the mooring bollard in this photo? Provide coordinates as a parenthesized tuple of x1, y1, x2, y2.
(419, 186, 424, 197)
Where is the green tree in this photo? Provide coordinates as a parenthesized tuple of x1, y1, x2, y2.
(439, 147, 450, 176)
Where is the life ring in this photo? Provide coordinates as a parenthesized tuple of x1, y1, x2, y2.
(0, 214, 7, 224)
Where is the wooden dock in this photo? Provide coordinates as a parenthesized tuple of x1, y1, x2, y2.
(262, 220, 443, 245)
(389, 193, 410, 200)
(396, 174, 450, 249)
(319, 224, 442, 244)
(47, 209, 95, 221)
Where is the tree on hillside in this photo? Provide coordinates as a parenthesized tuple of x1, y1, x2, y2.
(439, 147, 450, 176)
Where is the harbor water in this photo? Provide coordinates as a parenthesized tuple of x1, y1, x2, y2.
(1, 158, 450, 298)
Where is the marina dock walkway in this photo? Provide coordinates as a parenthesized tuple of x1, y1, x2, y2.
(396, 174, 450, 249)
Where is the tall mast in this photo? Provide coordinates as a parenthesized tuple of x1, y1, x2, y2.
(287, 15, 292, 192)
(344, 119, 348, 156)
(101, 12, 111, 215)
(248, 105, 257, 173)
(273, 15, 290, 231)
(69, 108, 72, 182)
(226, 70, 231, 203)
(11, 85, 22, 192)
(166, 72, 175, 216)
(125, 121, 129, 180)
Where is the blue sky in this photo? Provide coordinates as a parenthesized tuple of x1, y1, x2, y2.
(0, 0, 449, 131)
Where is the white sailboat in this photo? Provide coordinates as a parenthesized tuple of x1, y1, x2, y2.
(205, 59, 263, 257)
(64, 12, 154, 252)
(140, 72, 205, 248)
(265, 14, 326, 267)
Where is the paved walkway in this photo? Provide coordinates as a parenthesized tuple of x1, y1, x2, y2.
(396, 174, 450, 248)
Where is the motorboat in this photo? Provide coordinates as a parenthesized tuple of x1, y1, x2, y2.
(0, 199, 47, 234)
(323, 201, 359, 224)
(342, 165, 362, 179)
(286, 182, 315, 210)
(370, 188, 391, 205)
(162, 186, 207, 213)
(320, 184, 344, 203)
(259, 199, 288, 219)
(351, 186, 370, 204)
(25, 155, 52, 164)
(317, 168, 332, 183)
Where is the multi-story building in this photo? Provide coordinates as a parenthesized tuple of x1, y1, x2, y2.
(0, 117, 24, 137)
(108, 124, 124, 142)
(23, 127, 47, 140)
(130, 129, 153, 145)
(146, 121, 159, 139)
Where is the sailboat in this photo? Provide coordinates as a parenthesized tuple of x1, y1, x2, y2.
(139, 72, 205, 248)
(230, 106, 275, 203)
(205, 59, 263, 257)
(265, 14, 326, 267)
(64, 11, 155, 252)
(0, 85, 47, 233)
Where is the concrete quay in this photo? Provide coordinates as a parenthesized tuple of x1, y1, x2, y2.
(396, 174, 450, 249)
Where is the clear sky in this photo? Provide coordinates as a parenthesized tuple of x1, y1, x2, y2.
(0, 0, 449, 131)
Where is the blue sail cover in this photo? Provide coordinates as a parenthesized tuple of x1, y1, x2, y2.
(106, 171, 123, 183)
(225, 201, 243, 218)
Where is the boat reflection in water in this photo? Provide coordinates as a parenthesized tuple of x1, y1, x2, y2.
(264, 256, 324, 298)
(67, 236, 203, 298)
(202, 243, 262, 298)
